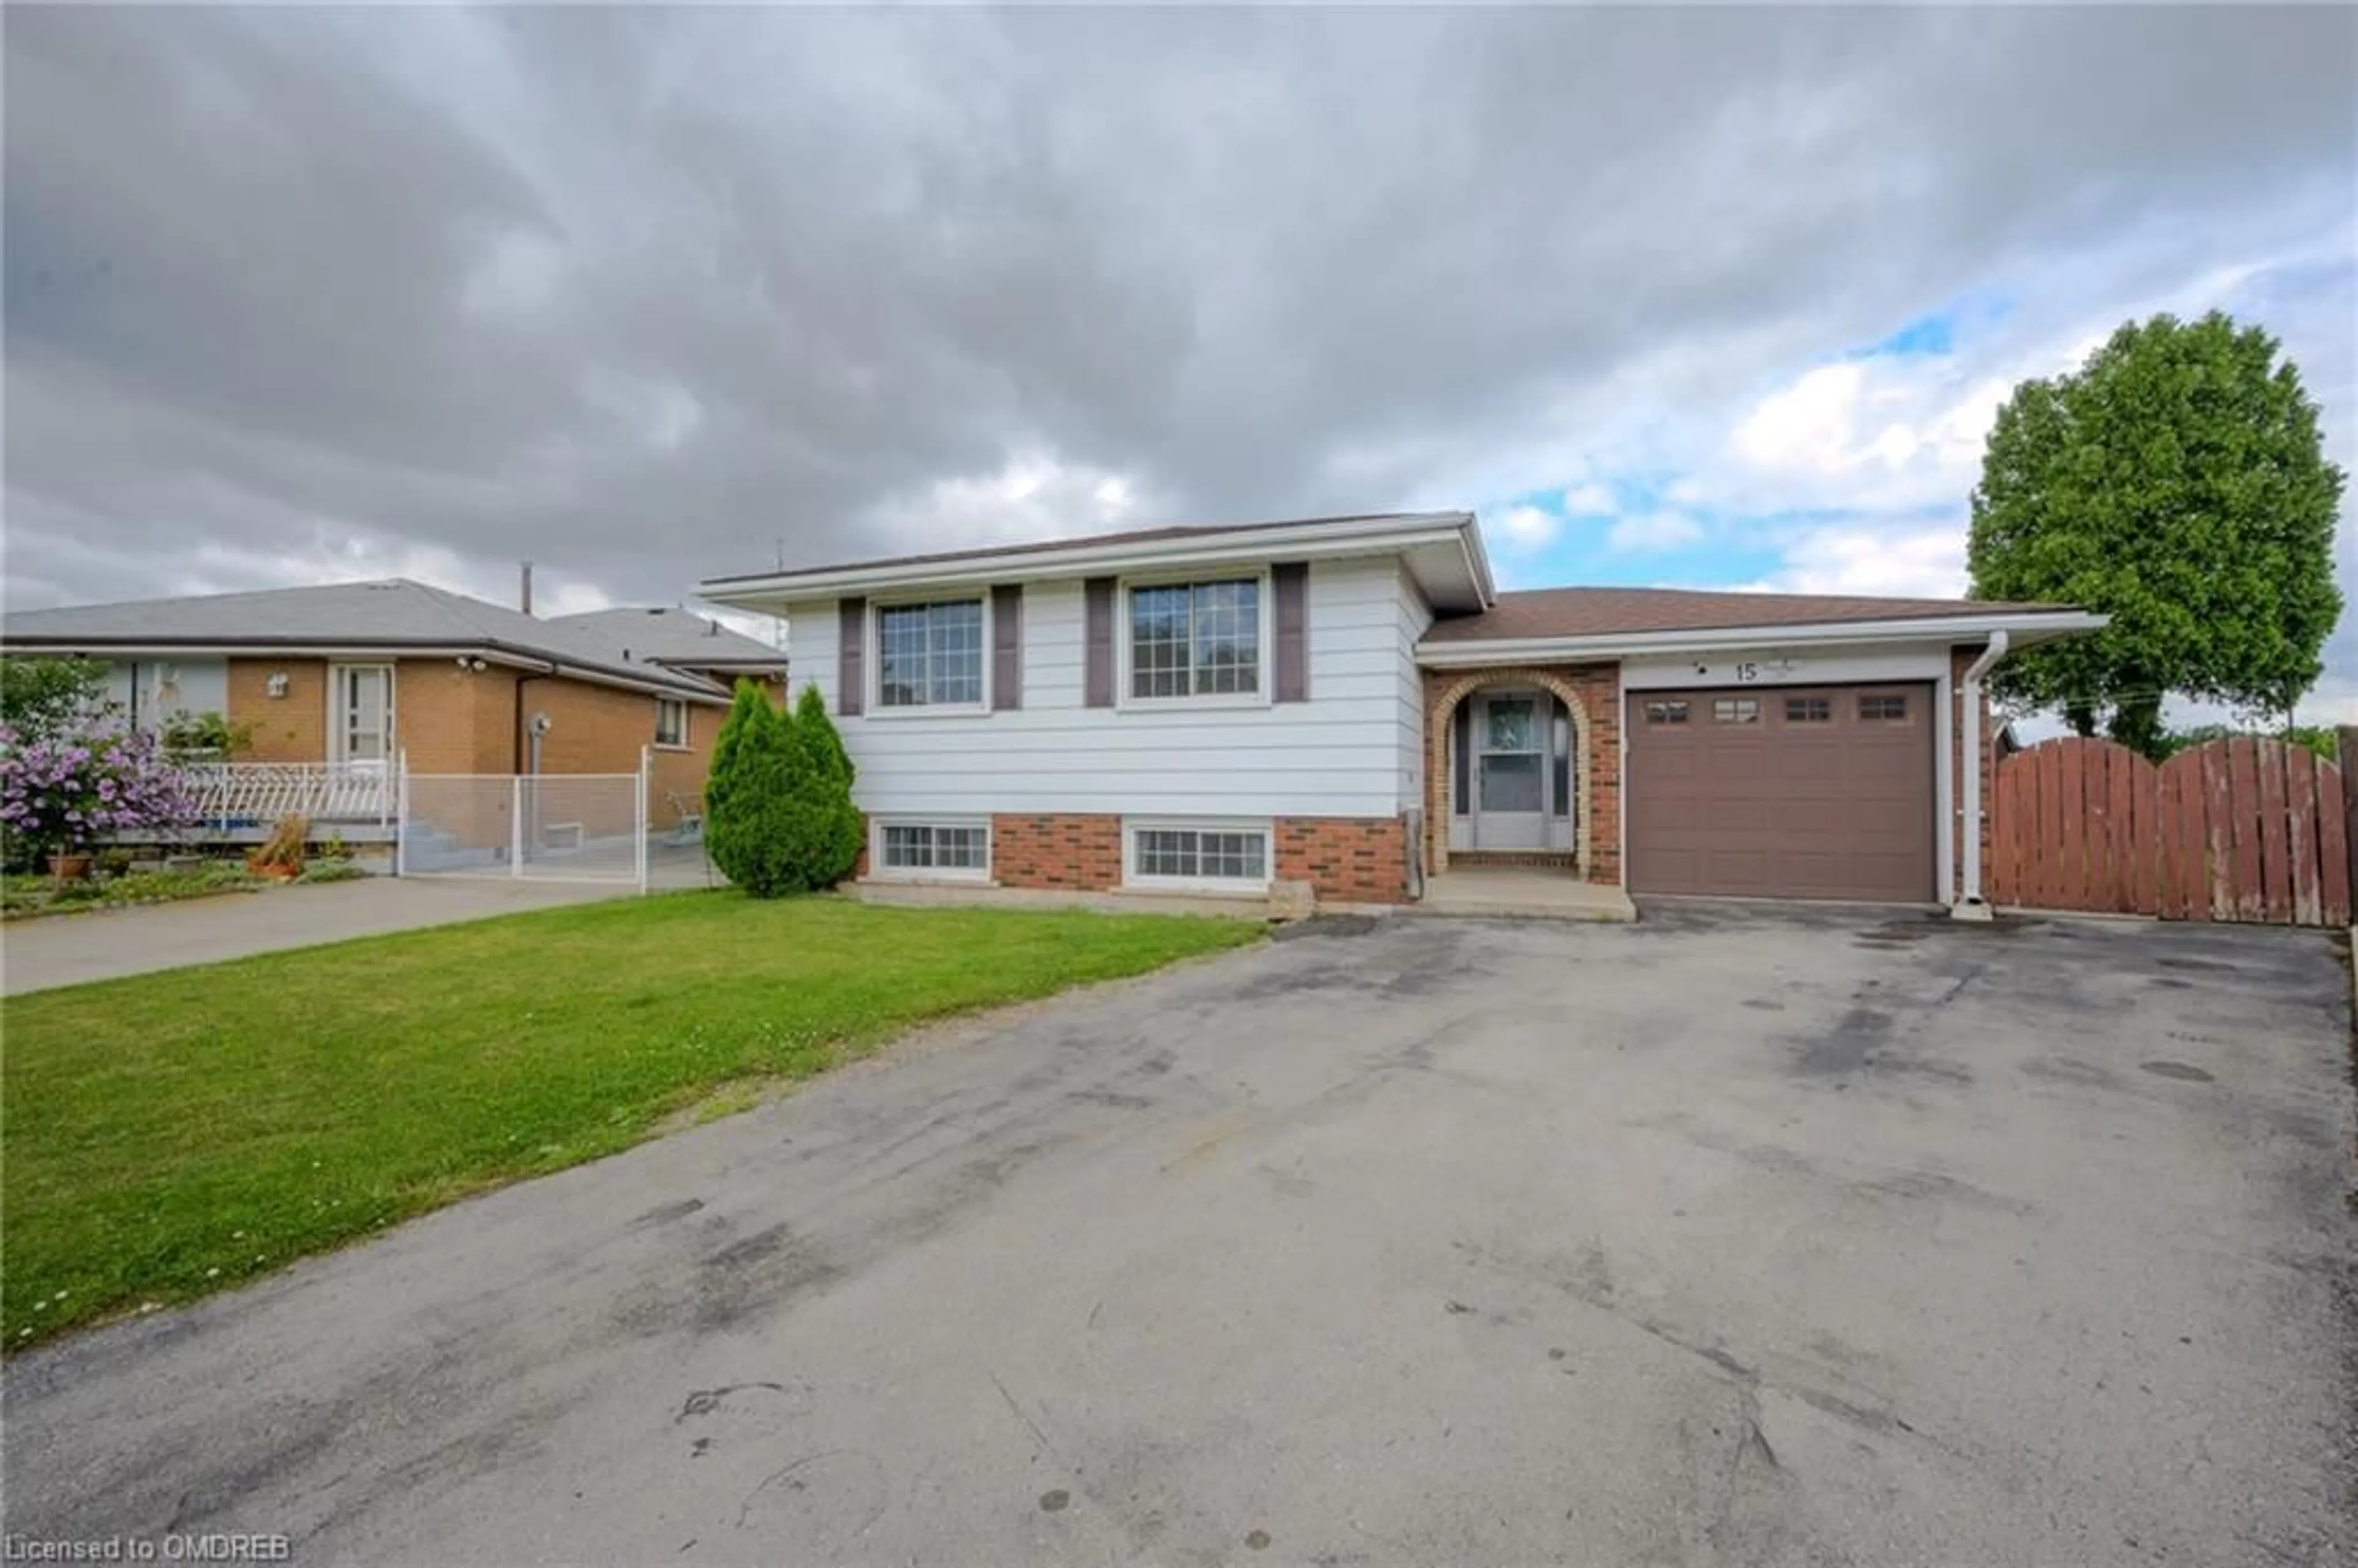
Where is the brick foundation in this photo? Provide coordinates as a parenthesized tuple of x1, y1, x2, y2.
(1275, 815, 1412, 904)
(990, 813, 1124, 891)
(897, 812, 1420, 904)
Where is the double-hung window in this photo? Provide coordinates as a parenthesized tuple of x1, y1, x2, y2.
(654, 697, 688, 748)
(1129, 578, 1261, 699)
(876, 599, 984, 709)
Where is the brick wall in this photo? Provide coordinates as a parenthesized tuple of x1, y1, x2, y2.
(1275, 815, 1411, 903)
(1421, 662, 1622, 885)
(397, 659, 519, 775)
(970, 813, 1412, 903)
(527, 678, 725, 824)
(990, 813, 1123, 890)
(227, 658, 327, 763)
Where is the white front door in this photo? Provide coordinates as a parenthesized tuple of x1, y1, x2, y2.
(330, 664, 395, 765)
(1474, 692, 1546, 849)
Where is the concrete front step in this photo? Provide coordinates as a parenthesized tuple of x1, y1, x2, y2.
(1413, 870, 1638, 922)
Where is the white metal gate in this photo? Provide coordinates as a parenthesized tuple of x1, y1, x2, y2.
(397, 750, 649, 890)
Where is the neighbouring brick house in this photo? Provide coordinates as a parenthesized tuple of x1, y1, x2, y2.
(1, 580, 785, 841)
(700, 511, 2101, 915)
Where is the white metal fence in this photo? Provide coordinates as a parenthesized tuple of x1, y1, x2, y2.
(397, 750, 649, 890)
(185, 761, 396, 833)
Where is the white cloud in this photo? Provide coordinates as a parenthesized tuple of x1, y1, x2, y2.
(1741, 521, 1970, 600)
(1562, 482, 1616, 516)
(1495, 503, 1562, 550)
(1714, 355, 1998, 517)
(1605, 510, 1704, 553)
(866, 452, 1154, 554)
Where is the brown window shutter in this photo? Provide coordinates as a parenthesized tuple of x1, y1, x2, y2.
(991, 584, 1023, 711)
(1083, 576, 1115, 708)
(1272, 562, 1309, 702)
(836, 596, 865, 716)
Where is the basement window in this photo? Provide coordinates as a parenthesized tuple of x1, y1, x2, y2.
(1125, 821, 1271, 893)
(874, 820, 990, 880)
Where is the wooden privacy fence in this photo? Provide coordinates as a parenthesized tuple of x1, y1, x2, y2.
(1989, 735, 2349, 926)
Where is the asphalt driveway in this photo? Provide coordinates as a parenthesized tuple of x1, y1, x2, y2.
(4, 904, 2351, 1566)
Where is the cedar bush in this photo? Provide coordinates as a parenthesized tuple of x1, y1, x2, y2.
(780, 684, 862, 888)
(704, 682, 799, 896)
(703, 681, 862, 896)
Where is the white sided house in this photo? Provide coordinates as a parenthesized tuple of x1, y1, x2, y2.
(699, 512, 2102, 914)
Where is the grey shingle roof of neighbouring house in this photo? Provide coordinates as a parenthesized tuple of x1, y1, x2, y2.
(546, 607, 787, 670)
(0, 580, 731, 700)
(1420, 586, 2082, 643)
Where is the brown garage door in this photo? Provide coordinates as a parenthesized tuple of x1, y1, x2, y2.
(1626, 685, 1936, 902)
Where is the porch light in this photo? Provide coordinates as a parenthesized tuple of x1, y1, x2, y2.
(265, 672, 289, 699)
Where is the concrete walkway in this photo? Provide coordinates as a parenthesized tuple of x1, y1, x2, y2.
(1, 877, 632, 995)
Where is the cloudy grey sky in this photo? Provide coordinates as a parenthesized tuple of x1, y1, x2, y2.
(5, 6, 2353, 708)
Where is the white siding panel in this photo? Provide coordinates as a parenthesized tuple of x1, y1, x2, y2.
(1394, 567, 1435, 812)
(787, 559, 1415, 818)
(786, 599, 841, 712)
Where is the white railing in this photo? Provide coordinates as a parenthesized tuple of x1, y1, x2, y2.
(184, 762, 396, 829)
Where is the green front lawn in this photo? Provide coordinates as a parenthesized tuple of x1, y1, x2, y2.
(1, 894, 1261, 1348)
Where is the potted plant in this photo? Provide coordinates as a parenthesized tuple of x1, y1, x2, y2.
(0, 720, 196, 880)
(246, 813, 309, 881)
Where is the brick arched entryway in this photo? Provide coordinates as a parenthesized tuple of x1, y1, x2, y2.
(1422, 664, 1619, 882)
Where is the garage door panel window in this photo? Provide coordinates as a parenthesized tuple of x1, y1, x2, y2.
(1644, 700, 1690, 725)
(1859, 694, 1911, 723)
(1712, 697, 1761, 724)
(1783, 697, 1832, 724)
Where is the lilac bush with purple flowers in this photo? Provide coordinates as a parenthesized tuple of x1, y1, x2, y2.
(0, 721, 198, 867)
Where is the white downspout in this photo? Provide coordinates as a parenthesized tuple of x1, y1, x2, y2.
(1953, 630, 2009, 920)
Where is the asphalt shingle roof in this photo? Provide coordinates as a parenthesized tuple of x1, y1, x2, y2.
(1420, 586, 2080, 643)
(547, 607, 785, 668)
(1, 580, 730, 699)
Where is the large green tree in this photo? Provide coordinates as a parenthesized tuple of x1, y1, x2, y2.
(1967, 310, 2344, 758)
